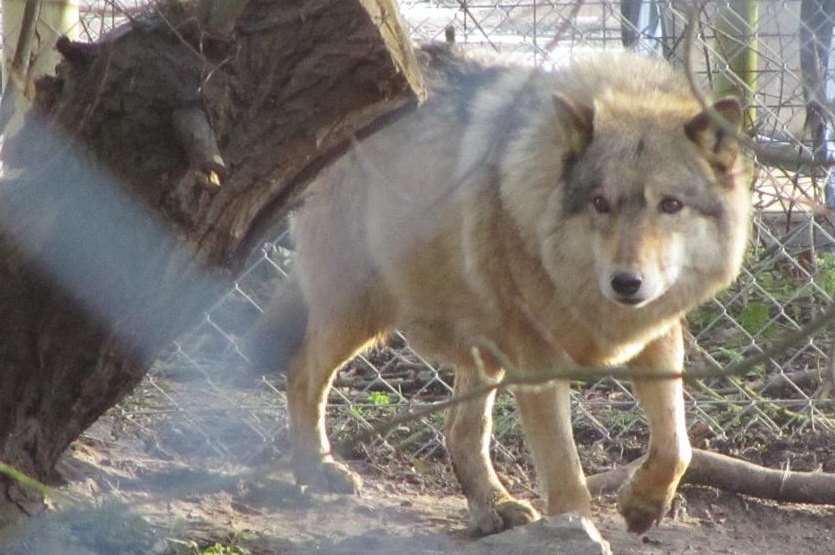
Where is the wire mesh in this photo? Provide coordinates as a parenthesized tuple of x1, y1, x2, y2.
(94, 0, 835, 477)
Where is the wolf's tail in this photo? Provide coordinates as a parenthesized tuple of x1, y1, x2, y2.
(242, 272, 308, 374)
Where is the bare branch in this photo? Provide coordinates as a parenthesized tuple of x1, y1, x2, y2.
(346, 301, 835, 448)
(544, 0, 585, 52)
(199, 0, 252, 35)
(683, 3, 835, 171)
(10, 0, 44, 85)
(0, 0, 44, 136)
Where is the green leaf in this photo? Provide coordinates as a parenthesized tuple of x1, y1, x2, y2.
(367, 391, 391, 406)
(738, 302, 770, 335)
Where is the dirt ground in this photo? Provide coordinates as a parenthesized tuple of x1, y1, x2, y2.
(3, 411, 829, 555)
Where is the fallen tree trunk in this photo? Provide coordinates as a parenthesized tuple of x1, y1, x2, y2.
(0, 0, 423, 525)
(587, 448, 835, 505)
(685, 449, 835, 504)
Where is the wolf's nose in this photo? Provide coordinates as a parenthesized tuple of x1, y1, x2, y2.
(611, 272, 643, 296)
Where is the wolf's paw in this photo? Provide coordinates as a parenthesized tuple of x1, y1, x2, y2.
(296, 460, 363, 495)
(472, 498, 540, 535)
(616, 482, 671, 534)
(496, 499, 541, 528)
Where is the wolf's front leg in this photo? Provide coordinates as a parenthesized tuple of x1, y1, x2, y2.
(446, 367, 540, 535)
(618, 321, 691, 533)
(514, 379, 592, 517)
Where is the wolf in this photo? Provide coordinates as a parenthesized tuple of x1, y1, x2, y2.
(248, 45, 752, 536)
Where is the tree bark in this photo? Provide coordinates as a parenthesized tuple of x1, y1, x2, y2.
(0, 0, 423, 525)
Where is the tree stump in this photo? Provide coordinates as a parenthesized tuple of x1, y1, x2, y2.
(0, 0, 423, 524)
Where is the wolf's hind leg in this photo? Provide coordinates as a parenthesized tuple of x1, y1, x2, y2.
(514, 379, 592, 517)
(446, 367, 540, 535)
(617, 322, 691, 534)
(287, 307, 387, 494)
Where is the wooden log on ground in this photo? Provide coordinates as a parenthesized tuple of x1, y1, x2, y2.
(587, 448, 835, 505)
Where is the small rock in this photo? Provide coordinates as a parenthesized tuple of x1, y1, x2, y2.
(460, 514, 612, 555)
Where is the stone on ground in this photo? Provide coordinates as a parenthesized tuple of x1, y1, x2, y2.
(461, 514, 612, 555)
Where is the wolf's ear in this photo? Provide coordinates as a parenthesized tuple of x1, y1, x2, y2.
(684, 97, 743, 171)
(553, 93, 594, 153)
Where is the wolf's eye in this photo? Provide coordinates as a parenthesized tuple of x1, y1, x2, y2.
(591, 195, 611, 214)
(659, 197, 683, 214)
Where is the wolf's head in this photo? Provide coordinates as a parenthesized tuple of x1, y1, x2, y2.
(561, 93, 751, 310)
(502, 75, 752, 317)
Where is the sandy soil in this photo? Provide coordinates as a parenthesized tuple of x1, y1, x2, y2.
(8, 426, 827, 555)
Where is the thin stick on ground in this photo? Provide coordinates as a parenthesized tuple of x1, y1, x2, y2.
(0, 462, 60, 502)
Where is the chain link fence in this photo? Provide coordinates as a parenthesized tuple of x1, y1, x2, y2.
(90, 0, 835, 482)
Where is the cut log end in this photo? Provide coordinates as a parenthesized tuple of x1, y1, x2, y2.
(55, 36, 100, 67)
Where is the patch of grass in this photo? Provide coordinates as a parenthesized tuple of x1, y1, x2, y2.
(737, 301, 771, 336)
(818, 253, 835, 298)
(367, 391, 392, 406)
(199, 542, 250, 555)
(167, 531, 257, 555)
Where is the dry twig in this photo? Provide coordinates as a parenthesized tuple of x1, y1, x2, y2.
(347, 302, 835, 447)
